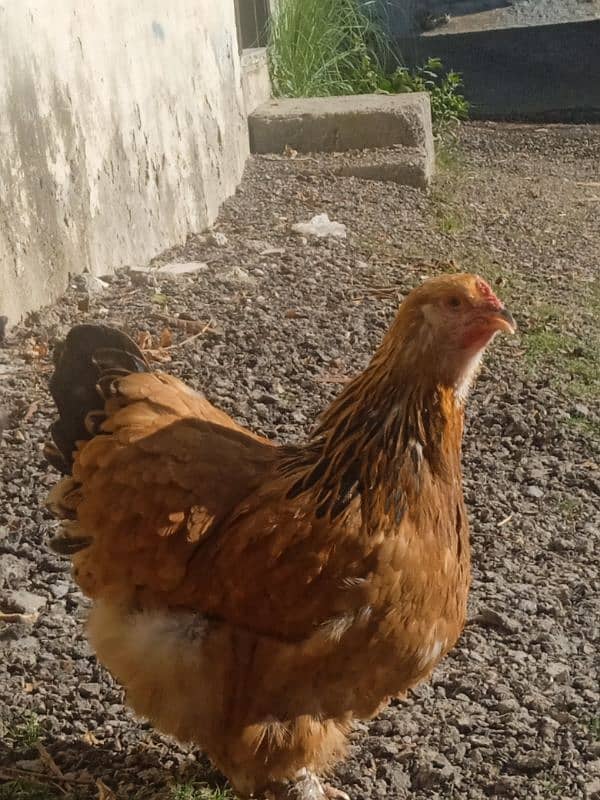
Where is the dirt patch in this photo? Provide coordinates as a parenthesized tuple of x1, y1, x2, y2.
(1, 122, 599, 799)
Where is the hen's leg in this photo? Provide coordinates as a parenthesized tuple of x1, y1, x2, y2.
(264, 771, 350, 800)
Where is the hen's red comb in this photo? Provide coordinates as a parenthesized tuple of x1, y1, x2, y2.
(476, 277, 503, 309)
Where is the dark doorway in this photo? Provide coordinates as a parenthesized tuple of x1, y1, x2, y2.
(234, 0, 271, 52)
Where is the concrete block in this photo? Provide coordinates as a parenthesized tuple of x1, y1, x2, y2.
(249, 92, 434, 155)
(249, 92, 434, 187)
(335, 153, 434, 189)
(241, 48, 272, 114)
(284, 146, 432, 190)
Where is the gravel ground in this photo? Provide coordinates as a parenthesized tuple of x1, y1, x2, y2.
(1, 122, 599, 800)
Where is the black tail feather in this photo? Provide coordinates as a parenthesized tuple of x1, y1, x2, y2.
(47, 324, 148, 473)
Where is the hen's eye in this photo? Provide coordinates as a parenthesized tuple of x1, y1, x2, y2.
(447, 296, 462, 309)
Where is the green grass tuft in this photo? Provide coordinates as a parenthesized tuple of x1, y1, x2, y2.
(523, 319, 598, 401)
(268, 0, 387, 98)
(6, 713, 43, 749)
(268, 0, 468, 134)
(170, 783, 233, 800)
(0, 782, 59, 800)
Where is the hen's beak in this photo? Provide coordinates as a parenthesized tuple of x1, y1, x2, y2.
(490, 307, 516, 334)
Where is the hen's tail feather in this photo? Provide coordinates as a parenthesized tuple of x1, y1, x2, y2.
(46, 324, 148, 474)
(49, 533, 93, 556)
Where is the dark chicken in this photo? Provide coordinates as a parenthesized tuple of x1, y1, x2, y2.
(45, 273, 515, 799)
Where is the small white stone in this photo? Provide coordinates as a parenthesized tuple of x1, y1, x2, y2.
(157, 261, 208, 275)
(209, 231, 228, 247)
(260, 246, 285, 256)
(73, 274, 109, 293)
(292, 213, 347, 239)
(224, 266, 255, 284)
(1, 589, 46, 614)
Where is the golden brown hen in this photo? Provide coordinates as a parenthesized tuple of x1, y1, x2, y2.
(44, 273, 515, 799)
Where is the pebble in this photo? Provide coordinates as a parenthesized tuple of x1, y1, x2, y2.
(157, 261, 208, 275)
(209, 231, 229, 247)
(525, 485, 544, 499)
(546, 662, 571, 683)
(0, 589, 46, 614)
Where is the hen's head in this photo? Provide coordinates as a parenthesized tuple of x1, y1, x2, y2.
(390, 273, 515, 394)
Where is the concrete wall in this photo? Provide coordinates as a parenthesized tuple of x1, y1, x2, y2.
(398, 20, 600, 120)
(0, 1, 249, 323)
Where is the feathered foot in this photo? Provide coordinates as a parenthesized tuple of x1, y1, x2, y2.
(264, 771, 350, 800)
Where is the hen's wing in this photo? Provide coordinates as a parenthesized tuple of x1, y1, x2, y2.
(46, 326, 277, 600)
(73, 371, 276, 542)
(174, 484, 380, 642)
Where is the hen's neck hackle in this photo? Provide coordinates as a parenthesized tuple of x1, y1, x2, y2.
(283, 306, 466, 526)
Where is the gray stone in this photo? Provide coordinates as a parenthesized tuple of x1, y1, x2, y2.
(49, 581, 71, 599)
(0, 554, 30, 585)
(80, 682, 101, 697)
(586, 779, 600, 800)
(1, 589, 46, 614)
(512, 751, 552, 773)
(546, 662, 570, 683)
(525, 485, 544, 498)
(13, 636, 40, 652)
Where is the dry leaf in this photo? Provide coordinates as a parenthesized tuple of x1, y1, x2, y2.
(159, 327, 173, 348)
(24, 401, 39, 422)
(0, 610, 38, 624)
(135, 331, 153, 351)
(82, 731, 100, 746)
(145, 350, 172, 364)
(177, 318, 211, 333)
(96, 779, 117, 800)
(36, 742, 64, 779)
(155, 315, 213, 334)
(22, 338, 49, 361)
(315, 372, 352, 385)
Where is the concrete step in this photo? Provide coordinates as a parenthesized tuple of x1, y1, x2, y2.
(288, 146, 433, 189)
(249, 93, 434, 187)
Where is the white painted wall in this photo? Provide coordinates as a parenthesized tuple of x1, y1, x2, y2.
(0, 1, 249, 323)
